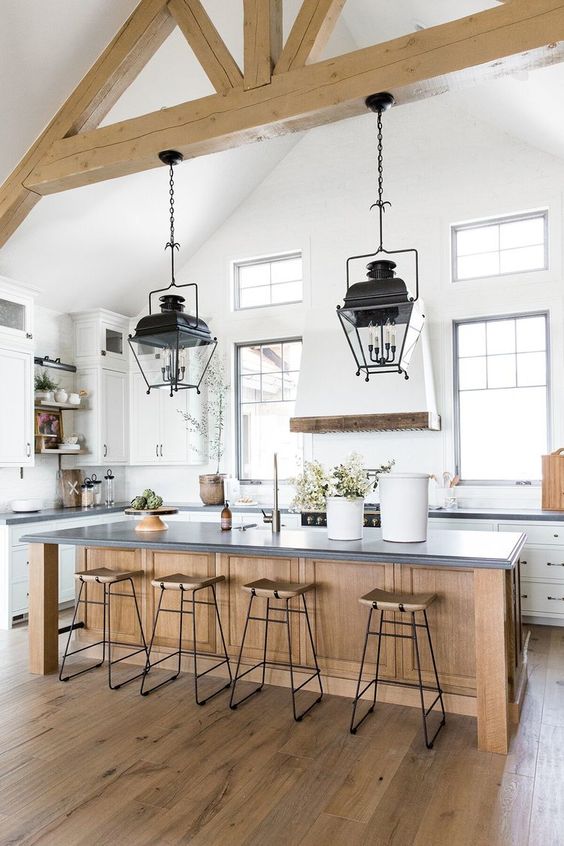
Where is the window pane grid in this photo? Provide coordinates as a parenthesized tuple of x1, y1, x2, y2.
(452, 212, 547, 282)
(455, 314, 549, 481)
(237, 339, 303, 480)
(235, 254, 303, 310)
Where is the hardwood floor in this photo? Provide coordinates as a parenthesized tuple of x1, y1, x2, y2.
(0, 621, 562, 845)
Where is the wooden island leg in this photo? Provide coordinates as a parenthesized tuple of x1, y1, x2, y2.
(29, 543, 59, 675)
(474, 568, 509, 754)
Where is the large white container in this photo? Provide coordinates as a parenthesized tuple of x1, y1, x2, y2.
(326, 497, 364, 541)
(379, 473, 430, 543)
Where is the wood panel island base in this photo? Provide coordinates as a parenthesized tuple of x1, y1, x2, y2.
(22, 522, 527, 755)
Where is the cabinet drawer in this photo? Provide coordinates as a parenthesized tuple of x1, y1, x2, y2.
(499, 523, 564, 545)
(11, 580, 29, 614)
(11, 545, 30, 582)
(429, 519, 495, 531)
(521, 581, 564, 615)
(520, 546, 564, 581)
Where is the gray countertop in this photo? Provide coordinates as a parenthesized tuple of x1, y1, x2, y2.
(3, 502, 564, 525)
(21, 521, 526, 570)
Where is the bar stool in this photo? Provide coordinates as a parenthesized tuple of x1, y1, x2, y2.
(59, 568, 149, 689)
(141, 573, 232, 704)
(350, 588, 446, 748)
(229, 578, 323, 721)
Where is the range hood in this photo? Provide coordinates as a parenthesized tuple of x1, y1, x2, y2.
(290, 308, 440, 433)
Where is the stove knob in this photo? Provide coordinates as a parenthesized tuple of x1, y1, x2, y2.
(316, 516, 324, 526)
(363, 517, 368, 527)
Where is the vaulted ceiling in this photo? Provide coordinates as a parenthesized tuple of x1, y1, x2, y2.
(1, 0, 563, 315)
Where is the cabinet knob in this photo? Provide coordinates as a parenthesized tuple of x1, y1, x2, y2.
(521, 594, 528, 599)
(26, 333, 33, 340)
(101, 350, 107, 356)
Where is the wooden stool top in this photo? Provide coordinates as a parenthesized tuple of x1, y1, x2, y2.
(75, 568, 143, 584)
(243, 578, 314, 599)
(150, 573, 225, 591)
(360, 588, 436, 612)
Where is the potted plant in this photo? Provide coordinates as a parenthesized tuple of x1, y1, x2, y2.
(291, 453, 394, 540)
(179, 353, 229, 505)
(34, 370, 58, 403)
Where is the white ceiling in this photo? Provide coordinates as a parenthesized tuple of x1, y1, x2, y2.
(1, 0, 564, 315)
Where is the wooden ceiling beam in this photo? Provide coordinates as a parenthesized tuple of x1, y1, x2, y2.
(167, 0, 243, 92)
(275, 0, 347, 74)
(243, 0, 283, 89)
(0, 0, 175, 248)
(25, 0, 564, 197)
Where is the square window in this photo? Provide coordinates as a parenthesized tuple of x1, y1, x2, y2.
(235, 254, 303, 310)
(452, 211, 547, 282)
(455, 313, 549, 481)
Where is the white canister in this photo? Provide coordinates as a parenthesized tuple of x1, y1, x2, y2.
(54, 389, 68, 404)
(68, 392, 80, 405)
(326, 497, 364, 541)
(379, 473, 430, 543)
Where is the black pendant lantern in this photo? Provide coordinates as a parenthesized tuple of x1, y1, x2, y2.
(337, 93, 424, 381)
(129, 150, 217, 396)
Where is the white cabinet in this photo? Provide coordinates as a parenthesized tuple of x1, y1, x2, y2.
(0, 512, 128, 629)
(0, 278, 34, 347)
(73, 309, 130, 372)
(0, 346, 34, 467)
(75, 367, 128, 465)
(129, 373, 205, 466)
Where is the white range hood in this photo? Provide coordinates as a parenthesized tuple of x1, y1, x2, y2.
(290, 307, 440, 433)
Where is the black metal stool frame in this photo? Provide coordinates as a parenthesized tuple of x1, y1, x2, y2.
(141, 582, 232, 705)
(59, 575, 149, 690)
(229, 589, 323, 721)
(350, 604, 446, 748)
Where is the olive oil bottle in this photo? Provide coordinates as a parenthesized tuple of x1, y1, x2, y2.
(221, 501, 232, 531)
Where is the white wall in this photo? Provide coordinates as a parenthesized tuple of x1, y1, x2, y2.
(139, 94, 564, 508)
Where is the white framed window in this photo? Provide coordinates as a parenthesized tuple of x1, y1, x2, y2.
(236, 338, 303, 481)
(454, 313, 550, 483)
(451, 210, 548, 282)
(234, 253, 303, 310)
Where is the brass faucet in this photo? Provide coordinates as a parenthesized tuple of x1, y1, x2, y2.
(262, 452, 281, 533)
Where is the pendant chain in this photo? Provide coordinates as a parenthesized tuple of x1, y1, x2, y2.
(377, 108, 384, 209)
(165, 162, 180, 284)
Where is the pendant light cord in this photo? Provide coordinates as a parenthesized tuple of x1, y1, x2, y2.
(165, 162, 180, 285)
(372, 106, 391, 252)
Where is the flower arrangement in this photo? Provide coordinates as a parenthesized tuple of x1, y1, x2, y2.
(290, 453, 394, 510)
(34, 370, 59, 392)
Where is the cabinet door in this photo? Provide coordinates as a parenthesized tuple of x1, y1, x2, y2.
(0, 289, 33, 345)
(59, 546, 76, 602)
(101, 320, 127, 371)
(159, 390, 189, 464)
(102, 369, 128, 463)
(129, 373, 160, 464)
(0, 347, 33, 466)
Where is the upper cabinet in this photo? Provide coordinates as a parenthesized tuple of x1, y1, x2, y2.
(130, 372, 206, 466)
(72, 309, 130, 372)
(0, 347, 34, 467)
(0, 277, 35, 349)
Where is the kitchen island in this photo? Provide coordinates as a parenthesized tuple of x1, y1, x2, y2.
(23, 521, 527, 754)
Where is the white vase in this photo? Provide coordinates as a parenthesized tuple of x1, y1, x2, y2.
(326, 497, 364, 541)
(379, 473, 430, 543)
(54, 389, 68, 403)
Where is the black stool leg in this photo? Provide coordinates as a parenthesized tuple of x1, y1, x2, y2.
(411, 611, 430, 747)
(192, 585, 232, 706)
(213, 584, 233, 688)
(140, 587, 175, 695)
(229, 592, 264, 710)
(286, 596, 323, 722)
(350, 605, 384, 734)
(59, 578, 106, 682)
(422, 609, 446, 745)
(108, 578, 150, 691)
(411, 611, 445, 749)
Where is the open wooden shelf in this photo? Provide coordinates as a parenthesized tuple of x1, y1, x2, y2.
(38, 448, 88, 455)
(290, 411, 441, 434)
(35, 401, 86, 410)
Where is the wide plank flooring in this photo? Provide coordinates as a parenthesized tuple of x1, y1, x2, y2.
(0, 622, 562, 845)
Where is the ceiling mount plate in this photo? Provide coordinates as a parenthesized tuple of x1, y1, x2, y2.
(365, 92, 395, 113)
(158, 150, 184, 167)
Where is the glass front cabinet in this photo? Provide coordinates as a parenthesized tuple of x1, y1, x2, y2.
(0, 279, 34, 347)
